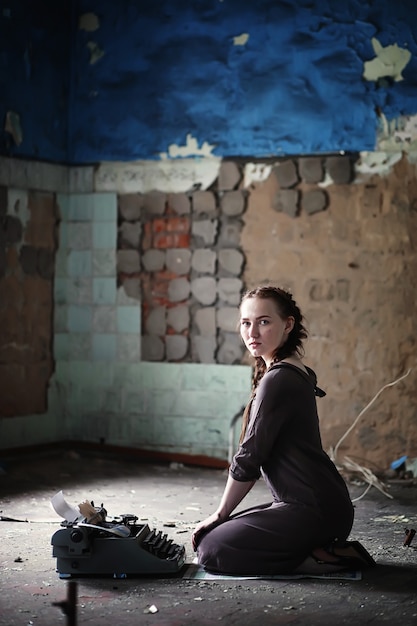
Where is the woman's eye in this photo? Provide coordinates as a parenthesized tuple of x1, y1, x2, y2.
(260, 319, 269, 325)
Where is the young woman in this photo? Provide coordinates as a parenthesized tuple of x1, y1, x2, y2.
(192, 286, 375, 575)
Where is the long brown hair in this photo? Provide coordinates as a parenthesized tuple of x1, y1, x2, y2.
(239, 286, 308, 443)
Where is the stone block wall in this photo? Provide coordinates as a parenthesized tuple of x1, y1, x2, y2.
(117, 161, 246, 364)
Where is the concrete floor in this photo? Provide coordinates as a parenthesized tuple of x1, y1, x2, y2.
(0, 449, 416, 626)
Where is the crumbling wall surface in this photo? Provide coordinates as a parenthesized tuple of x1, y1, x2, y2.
(0, 187, 57, 416)
(117, 163, 246, 365)
(241, 153, 417, 467)
(1, 154, 416, 469)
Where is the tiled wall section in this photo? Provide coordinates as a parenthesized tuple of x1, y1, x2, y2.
(0, 361, 250, 460)
(55, 192, 142, 363)
(58, 361, 250, 459)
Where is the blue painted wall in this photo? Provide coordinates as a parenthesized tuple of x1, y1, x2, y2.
(1, 0, 417, 164)
(0, 1, 71, 162)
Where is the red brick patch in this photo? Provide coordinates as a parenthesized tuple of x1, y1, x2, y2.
(154, 232, 190, 249)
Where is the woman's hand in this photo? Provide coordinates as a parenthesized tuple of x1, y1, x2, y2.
(191, 511, 224, 551)
(191, 476, 256, 551)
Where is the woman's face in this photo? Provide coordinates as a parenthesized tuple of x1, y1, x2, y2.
(240, 296, 294, 367)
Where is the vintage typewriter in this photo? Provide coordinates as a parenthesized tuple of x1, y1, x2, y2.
(51, 499, 186, 578)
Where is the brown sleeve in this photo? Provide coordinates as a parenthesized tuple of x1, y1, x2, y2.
(229, 369, 294, 481)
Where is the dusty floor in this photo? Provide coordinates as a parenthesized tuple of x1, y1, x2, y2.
(0, 449, 416, 626)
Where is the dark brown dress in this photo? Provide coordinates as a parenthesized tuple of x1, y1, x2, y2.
(196, 363, 354, 574)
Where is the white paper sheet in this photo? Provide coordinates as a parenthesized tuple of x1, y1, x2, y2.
(50, 490, 83, 523)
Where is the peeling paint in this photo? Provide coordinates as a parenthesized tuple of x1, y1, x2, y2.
(233, 33, 249, 46)
(406, 150, 417, 165)
(87, 41, 105, 64)
(5, 111, 23, 145)
(79, 12, 100, 32)
(318, 172, 336, 189)
(392, 115, 417, 144)
(377, 112, 417, 152)
(7, 189, 30, 224)
(243, 163, 272, 187)
(95, 158, 221, 194)
(160, 133, 216, 159)
(355, 151, 402, 177)
(363, 38, 411, 83)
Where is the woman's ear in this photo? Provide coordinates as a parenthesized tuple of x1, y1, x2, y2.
(285, 316, 295, 334)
